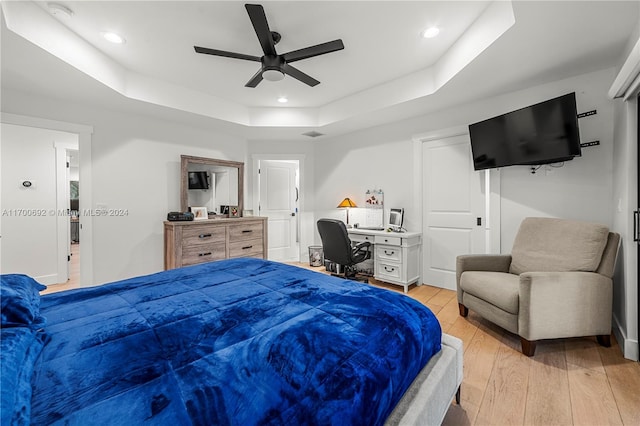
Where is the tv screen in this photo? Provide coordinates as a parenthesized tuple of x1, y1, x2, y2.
(468, 93, 581, 170)
(188, 171, 209, 189)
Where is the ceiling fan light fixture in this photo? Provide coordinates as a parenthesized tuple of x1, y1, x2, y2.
(421, 27, 440, 39)
(262, 69, 285, 82)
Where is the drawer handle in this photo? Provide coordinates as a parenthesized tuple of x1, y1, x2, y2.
(241, 230, 253, 233)
(198, 233, 212, 239)
(384, 239, 389, 242)
(384, 266, 395, 272)
(242, 245, 253, 250)
(384, 250, 395, 256)
(198, 252, 212, 257)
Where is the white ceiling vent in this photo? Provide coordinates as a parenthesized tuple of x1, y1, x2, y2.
(302, 131, 325, 138)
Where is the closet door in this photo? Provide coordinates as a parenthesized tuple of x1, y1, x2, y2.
(421, 132, 500, 290)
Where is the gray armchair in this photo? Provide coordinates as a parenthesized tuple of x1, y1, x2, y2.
(456, 217, 620, 356)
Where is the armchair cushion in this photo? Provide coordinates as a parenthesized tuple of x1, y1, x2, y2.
(509, 218, 609, 275)
(459, 271, 520, 314)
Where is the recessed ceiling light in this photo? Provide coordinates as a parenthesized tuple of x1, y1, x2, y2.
(277, 96, 288, 103)
(102, 32, 126, 44)
(48, 3, 74, 19)
(421, 27, 440, 39)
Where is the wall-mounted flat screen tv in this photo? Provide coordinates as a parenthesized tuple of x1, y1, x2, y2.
(188, 171, 209, 189)
(468, 93, 581, 170)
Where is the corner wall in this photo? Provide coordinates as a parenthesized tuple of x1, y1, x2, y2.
(1, 89, 248, 285)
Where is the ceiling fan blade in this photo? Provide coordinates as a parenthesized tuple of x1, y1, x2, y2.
(245, 4, 277, 56)
(245, 68, 264, 88)
(194, 46, 261, 62)
(281, 64, 320, 87)
(282, 39, 344, 63)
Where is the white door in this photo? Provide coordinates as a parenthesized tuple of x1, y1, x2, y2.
(422, 134, 492, 290)
(259, 160, 298, 261)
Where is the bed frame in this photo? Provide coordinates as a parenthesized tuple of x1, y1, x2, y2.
(386, 333, 463, 425)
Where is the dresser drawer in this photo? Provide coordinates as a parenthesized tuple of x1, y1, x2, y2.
(229, 222, 264, 241)
(182, 243, 226, 266)
(376, 262, 402, 281)
(182, 225, 226, 246)
(377, 245, 402, 262)
(229, 238, 264, 258)
(375, 235, 401, 246)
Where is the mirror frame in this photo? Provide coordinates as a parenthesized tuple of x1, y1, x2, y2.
(180, 155, 244, 215)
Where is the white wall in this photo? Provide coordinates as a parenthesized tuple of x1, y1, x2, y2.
(0, 123, 77, 283)
(314, 132, 417, 231)
(2, 89, 248, 285)
(315, 69, 617, 248)
(611, 96, 638, 360)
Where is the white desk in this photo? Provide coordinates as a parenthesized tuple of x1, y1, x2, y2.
(347, 228, 422, 293)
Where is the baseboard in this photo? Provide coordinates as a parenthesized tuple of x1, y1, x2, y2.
(422, 281, 456, 291)
(34, 273, 63, 286)
(613, 314, 639, 361)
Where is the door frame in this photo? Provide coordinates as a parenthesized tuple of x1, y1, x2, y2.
(54, 141, 79, 283)
(251, 154, 306, 262)
(1, 113, 94, 286)
(412, 126, 501, 286)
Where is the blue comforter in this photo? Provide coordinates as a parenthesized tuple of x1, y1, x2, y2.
(30, 258, 441, 425)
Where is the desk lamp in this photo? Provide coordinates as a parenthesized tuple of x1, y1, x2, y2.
(337, 197, 357, 227)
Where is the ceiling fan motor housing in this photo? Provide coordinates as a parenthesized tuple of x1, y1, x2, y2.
(193, 4, 344, 88)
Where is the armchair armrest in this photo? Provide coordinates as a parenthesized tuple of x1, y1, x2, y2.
(518, 271, 612, 341)
(456, 254, 511, 303)
(456, 253, 511, 282)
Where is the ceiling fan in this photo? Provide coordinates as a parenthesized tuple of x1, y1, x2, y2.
(194, 3, 344, 88)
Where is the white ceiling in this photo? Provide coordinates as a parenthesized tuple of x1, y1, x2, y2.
(1, 1, 639, 140)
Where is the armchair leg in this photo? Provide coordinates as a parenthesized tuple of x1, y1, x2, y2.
(458, 303, 468, 317)
(596, 334, 611, 347)
(520, 338, 536, 357)
(455, 386, 461, 405)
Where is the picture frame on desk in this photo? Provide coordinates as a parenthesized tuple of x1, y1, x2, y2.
(230, 206, 239, 218)
(191, 206, 208, 220)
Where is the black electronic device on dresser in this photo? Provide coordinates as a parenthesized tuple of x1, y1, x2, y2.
(167, 211, 194, 221)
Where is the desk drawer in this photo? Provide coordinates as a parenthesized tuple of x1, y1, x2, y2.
(229, 222, 264, 242)
(376, 261, 402, 281)
(350, 233, 374, 243)
(377, 245, 402, 262)
(182, 243, 226, 266)
(229, 238, 264, 258)
(182, 225, 226, 246)
(375, 235, 401, 246)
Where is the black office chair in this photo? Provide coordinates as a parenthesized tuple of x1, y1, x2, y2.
(317, 218, 372, 282)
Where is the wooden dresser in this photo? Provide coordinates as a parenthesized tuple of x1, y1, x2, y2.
(164, 217, 268, 270)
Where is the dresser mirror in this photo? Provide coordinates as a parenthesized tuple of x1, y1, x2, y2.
(180, 155, 244, 216)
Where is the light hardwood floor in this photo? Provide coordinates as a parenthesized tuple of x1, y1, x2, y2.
(291, 262, 640, 426)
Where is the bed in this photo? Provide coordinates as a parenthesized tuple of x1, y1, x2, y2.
(1, 258, 462, 425)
